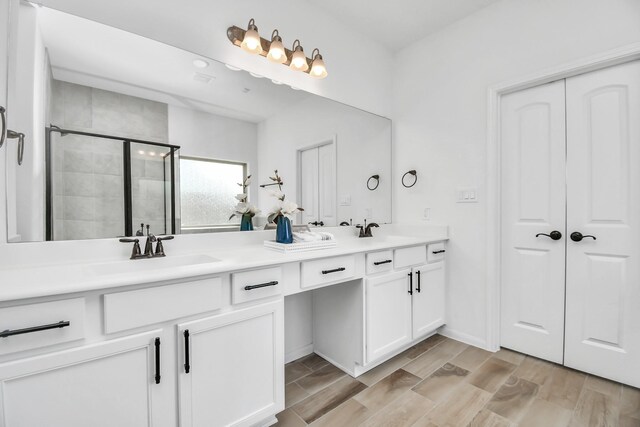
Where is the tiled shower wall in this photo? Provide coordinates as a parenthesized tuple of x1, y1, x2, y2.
(51, 80, 170, 240)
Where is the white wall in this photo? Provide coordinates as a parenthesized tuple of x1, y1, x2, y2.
(37, 0, 393, 118)
(257, 96, 392, 225)
(168, 105, 259, 201)
(392, 0, 640, 347)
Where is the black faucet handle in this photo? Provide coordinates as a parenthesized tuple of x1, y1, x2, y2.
(154, 235, 174, 257)
(119, 238, 139, 243)
(157, 235, 174, 241)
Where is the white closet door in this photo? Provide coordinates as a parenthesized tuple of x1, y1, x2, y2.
(500, 80, 567, 364)
(300, 147, 319, 225)
(565, 60, 640, 387)
(318, 143, 336, 226)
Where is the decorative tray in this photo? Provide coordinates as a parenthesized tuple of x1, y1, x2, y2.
(264, 239, 337, 253)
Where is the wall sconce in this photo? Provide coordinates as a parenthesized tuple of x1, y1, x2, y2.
(227, 19, 328, 79)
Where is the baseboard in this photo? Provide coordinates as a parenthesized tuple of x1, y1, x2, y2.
(285, 344, 314, 364)
(440, 326, 489, 351)
(314, 349, 356, 377)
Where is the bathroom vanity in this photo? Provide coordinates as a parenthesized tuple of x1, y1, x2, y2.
(0, 225, 447, 427)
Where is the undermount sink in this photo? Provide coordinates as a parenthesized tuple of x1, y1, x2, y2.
(86, 254, 220, 276)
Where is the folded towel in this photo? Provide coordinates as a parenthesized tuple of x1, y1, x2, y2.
(292, 231, 335, 243)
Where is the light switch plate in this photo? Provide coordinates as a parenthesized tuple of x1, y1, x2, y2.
(340, 195, 351, 206)
(456, 187, 478, 203)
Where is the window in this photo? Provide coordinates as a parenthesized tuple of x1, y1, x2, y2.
(179, 157, 247, 230)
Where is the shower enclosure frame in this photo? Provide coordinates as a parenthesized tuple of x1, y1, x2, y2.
(44, 127, 181, 241)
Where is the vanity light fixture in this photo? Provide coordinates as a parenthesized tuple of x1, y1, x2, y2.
(227, 19, 327, 78)
(240, 19, 263, 55)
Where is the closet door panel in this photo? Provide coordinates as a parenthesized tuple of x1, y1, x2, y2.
(299, 147, 319, 225)
(318, 143, 336, 226)
(500, 80, 566, 364)
(565, 60, 640, 388)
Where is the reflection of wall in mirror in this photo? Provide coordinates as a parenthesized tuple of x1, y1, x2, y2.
(257, 96, 392, 225)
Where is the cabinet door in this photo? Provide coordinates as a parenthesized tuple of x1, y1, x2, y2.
(412, 263, 446, 339)
(178, 300, 284, 427)
(0, 330, 167, 427)
(365, 270, 412, 363)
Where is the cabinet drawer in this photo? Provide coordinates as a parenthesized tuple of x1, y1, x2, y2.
(232, 267, 283, 304)
(366, 250, 394, 275)
(0, 298, 85, 355)
(427, 242, 446, 263)
(104, 277, 223, 333)
(301, 255, 356, 289)
(394, 245, 427, 269)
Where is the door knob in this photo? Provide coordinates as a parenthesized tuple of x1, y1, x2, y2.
(570, 232, 596, 242)
(536, 231, 562, 240)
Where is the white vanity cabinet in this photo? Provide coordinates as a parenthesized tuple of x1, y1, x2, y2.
(411, 262, 446, 339)
(0, 329, 168, 427)
(177, 300, 284, 427)
(365, 269, 413, 362)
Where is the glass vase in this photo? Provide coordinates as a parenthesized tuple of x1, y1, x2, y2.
(276, 215, 293, 244)
(240, 213, 254, 231)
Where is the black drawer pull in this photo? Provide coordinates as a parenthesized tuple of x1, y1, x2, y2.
(408, 273, 413, 295)
(154, 337, 161, 384)
(0, 320, 70, 338)
(244, 281, 279, 291)
(322, 267, 346, 275)
(184, 330, 190, 374)
(373, 260, 392, 266)
(416, 270, 421, 293)
(432, 250, 446, 254)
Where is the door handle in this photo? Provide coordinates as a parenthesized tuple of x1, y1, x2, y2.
(536, 231, 562, 240)
(570, 232, 596, 242)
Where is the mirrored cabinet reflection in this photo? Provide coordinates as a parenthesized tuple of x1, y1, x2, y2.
(5, 4, 392, 242)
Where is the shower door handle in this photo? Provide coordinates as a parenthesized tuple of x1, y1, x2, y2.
(0, 106, 6, 148)
(7, 130, 25, 165)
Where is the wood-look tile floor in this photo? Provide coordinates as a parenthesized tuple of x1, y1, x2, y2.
(275, 335, 640, 427)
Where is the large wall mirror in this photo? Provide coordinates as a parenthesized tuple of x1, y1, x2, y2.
(5, 3, 392, 242)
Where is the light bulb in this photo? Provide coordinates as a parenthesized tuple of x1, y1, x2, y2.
(241, 20, 263, 55)
(310, 54, 328, 79)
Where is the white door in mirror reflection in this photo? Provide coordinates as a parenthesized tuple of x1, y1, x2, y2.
(299, 142, 336, 227)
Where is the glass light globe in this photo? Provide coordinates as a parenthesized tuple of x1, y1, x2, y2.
(241, 27, 262, 55)
(290, 48, 308, 71)
(267, 38, 287, 64)
(310, 55, 328, 79)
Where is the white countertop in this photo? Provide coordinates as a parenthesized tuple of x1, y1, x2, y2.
(0, 230, 447, 303)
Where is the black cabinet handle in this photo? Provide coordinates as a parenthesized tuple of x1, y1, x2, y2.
(184, 330, 190, 374)
(373, 260, 392, 266)
(536, 231, 562, 241)
(0, 320, 70, 338)
(322, 267, 346, 275)
(432, 250, 446, 254)
(154, 337, 161, 384)
(416, 270, 421, 293)
(408, 273, 413, 295)
(244, 281, 279, 291)
(570, 232, 596, 242)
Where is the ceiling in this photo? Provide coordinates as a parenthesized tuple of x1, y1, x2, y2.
(306, 0, 501, 52)
(37, 7, 310, 123)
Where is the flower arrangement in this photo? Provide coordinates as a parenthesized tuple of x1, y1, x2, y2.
(266, 170, 304, 223)
(229, 175, 260, 221)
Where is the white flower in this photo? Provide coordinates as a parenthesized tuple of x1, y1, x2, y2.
(248, 204, 260, 215)
(269, 189, 284, 200)
(235, 193, 247, 201)
(235, 202, 249, 214)
(281, 200, 299, 215)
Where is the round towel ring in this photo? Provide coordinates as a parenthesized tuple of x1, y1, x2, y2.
(367, 174, 380, 191)
(402, 170, 417, 188)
